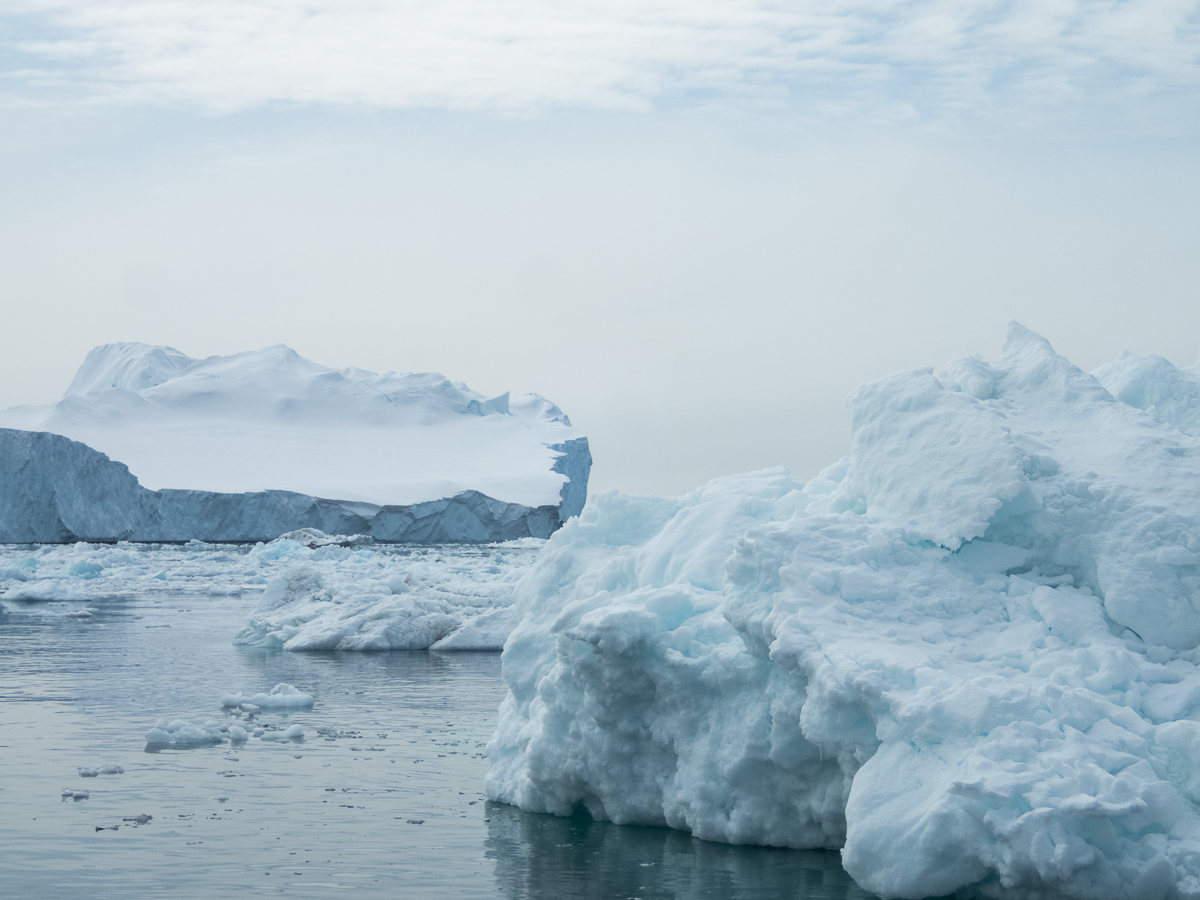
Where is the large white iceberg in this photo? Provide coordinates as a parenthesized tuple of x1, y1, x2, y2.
(487, 324, 1200, 899)
(0, 343, 590, 542)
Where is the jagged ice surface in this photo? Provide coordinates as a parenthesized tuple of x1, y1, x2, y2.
(487, 325, 1200, 900)
(233, 535, 541, 650)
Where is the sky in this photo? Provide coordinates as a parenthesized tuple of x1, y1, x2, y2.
(2, 0, 1199, 496)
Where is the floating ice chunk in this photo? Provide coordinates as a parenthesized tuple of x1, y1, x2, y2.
(78, 765, 124, 777)
(275, 528, 375, 550)
(145, 718, 227, 747)
(62, 790, 89, 800)
(220, 683, 314, 710)
(260, 724, 305, 742)
(228, 725, 249, 743)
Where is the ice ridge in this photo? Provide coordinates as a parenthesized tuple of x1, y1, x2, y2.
(487, 324, 1200, 900)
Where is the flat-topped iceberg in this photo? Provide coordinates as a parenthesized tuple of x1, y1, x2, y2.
(487, 325, 1200, 900)
(0, 343, 590, 542)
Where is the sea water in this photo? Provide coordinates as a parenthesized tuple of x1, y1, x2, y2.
(0, 545, 877, 899)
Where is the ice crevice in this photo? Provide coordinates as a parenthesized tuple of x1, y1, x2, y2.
(487, 323, 1200, 900)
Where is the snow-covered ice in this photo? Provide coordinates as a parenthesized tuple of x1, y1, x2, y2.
(0, 342, 587, 509)
(0, 534, 542, 649)
(488, 324, 1200, 900)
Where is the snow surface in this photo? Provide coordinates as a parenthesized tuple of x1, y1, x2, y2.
(0, 536, 540, 649)
(488, 324, 1200, 900)
(0, 342, 581, 508)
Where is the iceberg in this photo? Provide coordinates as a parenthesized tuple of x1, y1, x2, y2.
(0, 343, 590, 542)
(487, 324, 1200, 900)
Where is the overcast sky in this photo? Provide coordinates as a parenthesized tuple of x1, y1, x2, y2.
(2, 0, 1199, 495)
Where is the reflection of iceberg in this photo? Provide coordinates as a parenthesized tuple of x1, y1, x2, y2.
(484, 803, 876, 900)
(488, 325, 1200, 900)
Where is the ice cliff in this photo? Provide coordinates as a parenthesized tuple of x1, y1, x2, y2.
(0, 428, 581, 542)
(487, 324, 1200, 900)
(0, 343, 590, 542)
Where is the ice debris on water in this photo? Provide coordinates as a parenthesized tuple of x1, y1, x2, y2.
(62, 790, 89, 800)
(78, 765, 124, 777)
(220, 683, 314, 710)
(122, 815, 152, 825)
(0, 534, 541, 650)
(487, 324, 1200, 900)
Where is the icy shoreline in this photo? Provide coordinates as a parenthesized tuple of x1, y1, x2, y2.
(487, 325, 1200, 900)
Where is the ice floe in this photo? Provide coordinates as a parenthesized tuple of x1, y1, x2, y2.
(220, 684, 314, 710)
(488, 324, 1200, 900)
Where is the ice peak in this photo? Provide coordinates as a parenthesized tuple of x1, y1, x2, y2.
(64, 343, 196, 399)
(1001, 320, 1054, 357)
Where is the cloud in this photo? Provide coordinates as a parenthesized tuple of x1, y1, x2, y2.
(3, 0, 1199, 120)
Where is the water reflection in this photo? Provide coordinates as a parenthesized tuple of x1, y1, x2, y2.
(486, 804, 880, 900)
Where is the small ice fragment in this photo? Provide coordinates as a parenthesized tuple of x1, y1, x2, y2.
(216, 797, 229, 803)
(62, 790, 90, 800)
(260, 724, 304, 742)
(79, 765, 124, 777)
(122, 814, 152, 824)
(95, 825, 119, 832)
(406, 819, 425, 824)
(228, 725, 248, 743)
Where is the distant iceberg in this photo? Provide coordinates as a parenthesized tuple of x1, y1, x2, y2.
(0, 343, 590, 542)
(487, 324, 1200, 900)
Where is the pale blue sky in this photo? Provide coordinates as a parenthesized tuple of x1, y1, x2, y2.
(2, 1, 1199, 494)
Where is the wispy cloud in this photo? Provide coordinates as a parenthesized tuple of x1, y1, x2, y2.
(3, 0, 1199, 121)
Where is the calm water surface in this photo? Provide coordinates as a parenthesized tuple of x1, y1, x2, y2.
(0, 548, 878, 899)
